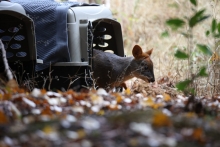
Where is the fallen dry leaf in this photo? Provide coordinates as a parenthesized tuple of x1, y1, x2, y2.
(152, 112, 172, 127)
(0, 110, 8, 124)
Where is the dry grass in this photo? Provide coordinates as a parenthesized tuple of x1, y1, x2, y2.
(109, 0, 220, 95)
(110, 0, 209, 75)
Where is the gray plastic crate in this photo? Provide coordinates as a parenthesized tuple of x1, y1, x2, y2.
(0, 1, 43, 85)
(54, 5, 124, 66)
(0, 1, 38, 63)
(51, 5, 124, 90)
(0, 1, 124, 90)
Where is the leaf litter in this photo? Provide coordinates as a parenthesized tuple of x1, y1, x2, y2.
(0, 78, 220, 147)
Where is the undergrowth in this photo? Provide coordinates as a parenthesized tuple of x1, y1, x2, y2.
(110, 0, 220, 96)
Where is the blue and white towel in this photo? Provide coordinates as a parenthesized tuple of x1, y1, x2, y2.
(11, 0, 79, 71)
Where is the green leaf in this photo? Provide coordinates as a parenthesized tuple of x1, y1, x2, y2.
(174, 50, 189, 59)
(181, 32, 191, 38)
(214, 34, 220, 38)
(205, 30, 210, 36)
(190, 0, 197, 6)
(197, 44, 212, 56)
(213, 33, 220, 38)
(176, 80, 191, 91)
(189, 88, 196, 95)
(217, 23, 220, 34)
(181, 32, 193, 38)
(211, 19, 217, 33)
(161, 30, 169, 38)
(198, 67, 208, 77)
(191, 15, 210, 27)
(189, 9, 210, 27)
(166, 18, 185, 30)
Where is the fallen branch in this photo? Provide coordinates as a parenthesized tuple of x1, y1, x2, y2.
(0, 39, 18, 88)
(0, 39, 13, 80)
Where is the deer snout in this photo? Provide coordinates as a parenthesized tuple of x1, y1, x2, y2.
(139, 74, 155, 83)
(149, 76, 155, 82)
(145, 73, 155, 83)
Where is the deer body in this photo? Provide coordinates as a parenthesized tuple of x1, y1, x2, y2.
(93, 45, 155, 89)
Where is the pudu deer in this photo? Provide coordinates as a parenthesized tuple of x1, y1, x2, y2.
(93, 45, 155, 89)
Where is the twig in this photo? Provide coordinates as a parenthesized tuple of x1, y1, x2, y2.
(42, 76, 48, 90)
(48, 63, 53, 90)
(84, 69, 89, 87)
(68, 76, 80, 90)
(0, 39, 13, 80)
(88, 69, 98, 89)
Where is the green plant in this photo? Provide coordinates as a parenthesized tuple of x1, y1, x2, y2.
(165, 0, 217, 95)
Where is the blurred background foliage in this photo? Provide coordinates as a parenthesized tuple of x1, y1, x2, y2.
(109, 0, 220, 96)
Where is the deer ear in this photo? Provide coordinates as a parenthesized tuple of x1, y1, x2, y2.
(132, 45, 143, 59)
(146, 48, 153, 56)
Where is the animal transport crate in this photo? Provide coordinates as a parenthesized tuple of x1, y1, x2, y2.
(0, 0, 124, 90)
(0, 1, 42, 87)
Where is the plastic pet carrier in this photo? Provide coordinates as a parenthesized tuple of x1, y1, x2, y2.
(0, 1, 42, 87)
(0, 0, 124, 90)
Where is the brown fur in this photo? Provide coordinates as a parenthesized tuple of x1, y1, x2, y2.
(93, 45, 155, 89)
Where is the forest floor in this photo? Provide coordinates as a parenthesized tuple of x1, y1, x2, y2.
(1, 78, 220, 147)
